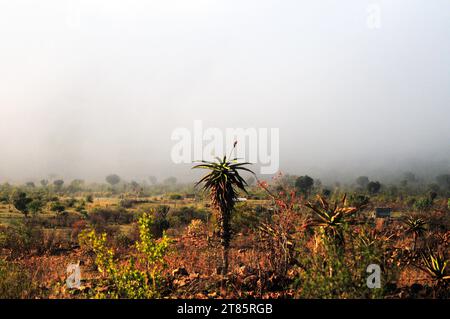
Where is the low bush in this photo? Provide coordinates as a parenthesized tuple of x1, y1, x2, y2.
(347, 194, 370, 209)
(150, 205, 170, 238)
(79, 212, 171, 298)
(413, 197, 433, 212)
(167, 206, 209, 228)
(88, 208, 135, 226)
(0, 259, 37, 298)
(32, 213, 81, 229)
(0, 220, 44, 257)
(232, 203, 271, 233)
(168, 193, 183, 200)
(119, 199, 151, 209)
(186, 219, 206, 237)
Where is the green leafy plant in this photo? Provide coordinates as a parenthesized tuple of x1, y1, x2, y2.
(347, 194, 370, 209)
(295, 235, 385, 299)
(413, 197, 433, 212)
(135, 212, 171, 292)
(10, 191, 32, 217)
(79, 212, 170, 298)
(50, 202, 66, 216)
(27, 199, 43, 216)
(367, 181, 381, 194)
(193, 143, 254, 276)
(295, 175, 314, 197)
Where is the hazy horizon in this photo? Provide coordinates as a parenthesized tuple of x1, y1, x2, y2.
(1, 0, 449, 184)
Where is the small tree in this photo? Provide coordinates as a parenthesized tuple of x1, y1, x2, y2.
(130, 181, 141, 196)
(356, 176, 369, 188)
(367, 181, 381, 194)
(28, 199, 43, 216)
(68, 179, 84, 193)
(50, 202, 66, 216)
(295, 175, 314, 197)
(10, 191, 32, 217)
(86, 194, 94, 203)
(106, 174, 121, 187)
(53, 179, 64, 191)
(436, 174, 450, 191)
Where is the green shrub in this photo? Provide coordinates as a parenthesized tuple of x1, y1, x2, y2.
(295, 230, 389, 299)
(50, 202, 66, 214)
(119, 199, 134, 208)
(135, 213, 171, 291)
(232, 203, 270, 233)
(10, 190, 32, 217)
(64, 198, 77, 208)
(150, 205, 170, 238)
(413, 197, 433, 211)
(74, 200, 86, 212)
(167, 206, 208, 228)
(347, 194, 370, 209)
(0, 220, 45, 257)
(168, 193, 183, 200)
(88, 207, 135, 226)
(119, 198, 151, 208)
(79, 212, 170, 298)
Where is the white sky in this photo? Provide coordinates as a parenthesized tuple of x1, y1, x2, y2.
(0, 0, 449, 182)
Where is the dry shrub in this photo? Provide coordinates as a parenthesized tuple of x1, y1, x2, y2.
(257, 180, 306, 278)
(71, 220, 88, 242)
(186, 219, 206, 237)
(0, 259, 38, 298)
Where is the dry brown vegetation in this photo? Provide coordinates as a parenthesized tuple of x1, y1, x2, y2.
(0, 174, 449, 299)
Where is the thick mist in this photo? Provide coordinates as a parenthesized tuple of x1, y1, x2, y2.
(0, 0, 449, 184)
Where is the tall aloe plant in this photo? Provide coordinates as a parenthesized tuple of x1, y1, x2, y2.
(193, 144, 254, 276)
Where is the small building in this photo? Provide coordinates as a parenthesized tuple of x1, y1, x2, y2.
(374, 207, 392, 218)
